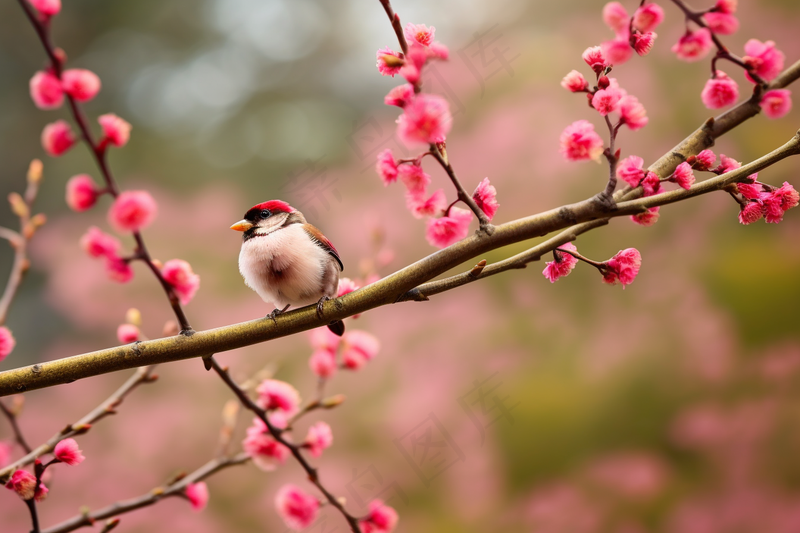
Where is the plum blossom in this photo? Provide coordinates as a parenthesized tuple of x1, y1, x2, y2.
(404, 23, 435, 47)
(185, 482, 209, 512)
(617, 156, 647, 187)
(337, 277, 359, 297)
(376, 149, 399, 186)
(304, 422, 333, 458)
(341, 330, 380, 370)
(275, 485, 319, 531)
(592, 84, 625, 116)
(29, 0, 61, 16)
(108, 190, 157, 233)
(602, 248, 642, 287)
(633, 3, 664, 33)
(398, 164, 431, 194)
(763, 182, 799, 223)
(256, 380, 300, 414)
(161, 259, 200, 305)
(542, 243, 579, 283)
(582, 46, 608, 74)
(310, 326, 342, 353)
(29, 71, 64, 109)
(54, 438, 85, 465)
(561, 70, 588, 92)
(601, 38, 632, 65)
(80, 227, 120, 258)
(602, 2, 629, 34)
(106, 257, 134, 283)
(406, 189, 447, 219)
(243, 417, 291, 471)
(98, 114, 131, 147)
(428, 42, 450, 60)
(66, 174, 100, 212)
(631, 206, 660, 226)
(309, 349, 337, 378)
(472, 178, 499, 220)
(61, 69, 101, 102)
(694, 149, 716, 170)
(716, 154, 741, 173)
(397, 94, 452, 146)
(0, 327, 16, 362)
(384, 84, 415, 108)
(6, 470, 47, 501)
(738, 202, 764, 225)
(376, 47, 403, 77)
(41, 120, 76, 156)
(701, 71, 738, 109)
(399, 44, 427, 84)
(672, 162, 696, 189)
(425, 207, 472, 248)
(759, 89, 792, 119)
(559, 120, 604, 162)
(671, 29, 713, 61)
(117, 324, 140, 343)
(703, 12, 739, 35)
(619, 95, 649, 130)
(632, 32, 656, 56)
(359, 500, 399, 533)
(743, 39, 784, 82)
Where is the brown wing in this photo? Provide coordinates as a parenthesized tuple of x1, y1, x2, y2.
(302, 224, 344, 272)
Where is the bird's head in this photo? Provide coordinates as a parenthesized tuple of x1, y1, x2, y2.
(230, 200, 304, 237)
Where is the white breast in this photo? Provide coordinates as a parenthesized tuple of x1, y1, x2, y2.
(238, 224, 332, 309)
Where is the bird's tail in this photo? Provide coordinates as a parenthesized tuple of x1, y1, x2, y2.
(327, 320, 345, 336)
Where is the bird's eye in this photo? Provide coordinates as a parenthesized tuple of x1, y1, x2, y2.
(260, 210, 271, 219)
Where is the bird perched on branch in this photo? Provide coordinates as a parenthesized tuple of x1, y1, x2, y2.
(231, 200, 345, 336)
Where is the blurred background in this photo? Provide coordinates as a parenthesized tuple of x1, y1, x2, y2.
(1, 0, 800, 531)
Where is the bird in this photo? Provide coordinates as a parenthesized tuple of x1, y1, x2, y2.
(230, 200, 345, 336)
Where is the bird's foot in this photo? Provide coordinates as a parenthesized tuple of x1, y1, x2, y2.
(266, 304, 291, 325)
(316, 296, 331, 320)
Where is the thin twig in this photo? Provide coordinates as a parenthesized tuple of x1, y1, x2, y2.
(378, 0, 408, 55)
(0, 399, 32, 454)
(428, 144, 495, 232)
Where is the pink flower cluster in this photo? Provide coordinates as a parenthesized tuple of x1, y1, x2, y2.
(30, 68, 100, 110)
(243, 416, 291, 471)
(275, 485, 320, 531)
(5, 470, 48, 501)
(600, 2, 663, 65)
(308, 327, 380, 377)
(542, 244, 642, 288)
(79, 226, 133, 283)
(736, 181, 799, 224)
(542, 243, 579, 283)
(161, 259, 200, 305)
(0, 326, 16, 362)
(41, 113, 130, 157)
(360, 500, 400, 533)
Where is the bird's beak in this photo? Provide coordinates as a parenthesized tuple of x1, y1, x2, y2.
(230, 220, 253, 232)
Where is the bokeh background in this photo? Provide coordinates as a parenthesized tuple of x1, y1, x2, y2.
(1, 0, 800, 531)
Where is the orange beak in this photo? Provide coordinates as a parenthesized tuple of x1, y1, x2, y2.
(230, 220, 253, 232)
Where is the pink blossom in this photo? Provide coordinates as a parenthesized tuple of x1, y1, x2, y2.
(61, 69, 101, 102)
(582, 46, 608, 74)
(256, 379, 300, 414)
(641, 172, 663, 197)
(0, 441, 12, 467)
(399, 164, 431, 194)
(560, 70, 588, 92)
(592, 85, 624, 116)
(428, 42, 450, 60)
(763, 182, 799, 223)
(185, 482, 209, 512)
(65, 174, 100, 212)
(117, 324, 140, 343)
(310, 326, 342, 353)
(472, 178, 499, 221)
(601, 38, 633, 65)
(397, 94, 452, 147)
(701, 71, 738, 109)
(559, 120, 604, 162)
(98, 114, 131, 147)
(631, 206, 660, 226)
(702, 12, 739, 35)
(671, 29, 713, 62)
(384, 84, 415, 108)
(716, 153, 741, 173)
(737, 182, 761, 199)
(80, 226, 120, 258)
(359, 500, 399, 533)
(41, 119, 76, 156)
(399, 44, 428, 84)
(105, 256, 134, 283)
(161, 259, 200, 305)
(342, 330, 380, 370)
(632, 32, 656, 56)
(633, 4, 664, 33)
(617, 156, 647, 187)
(716, 0, 737, 13)
(376, 149, 399, 186)
(672, 162, 695, 189)
(542, 242, 579, 283)
(376, 47, 403, 77)
(760, 89, 792, 119)
(108, 190, 157, 233)
(602, 2, 629, 34)
(304, 422, 333, 458)
(406, 189, 447, 219)
(425, 207, 472, 248)
(602, 248, 642, 287)
(54, 438, 85, 465)
(309, 349, 337, 378)
(694, 149, 716, 170)
(404, 23, 435, 47)
(619, 95, 649, 130)
(337, 277, 359, 297)
(29, 71, 64, 109)
(29, 0, 61, 16)
(5, 470, 47, 501)
(275, 485, 319, 531)
(0, 327, 15, 362)
(743, 39, 784, 82)
(243, 418, 291, 471)
(738, 202, 763, 224)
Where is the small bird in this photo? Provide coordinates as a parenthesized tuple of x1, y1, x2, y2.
(231, 200, 345, 335)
